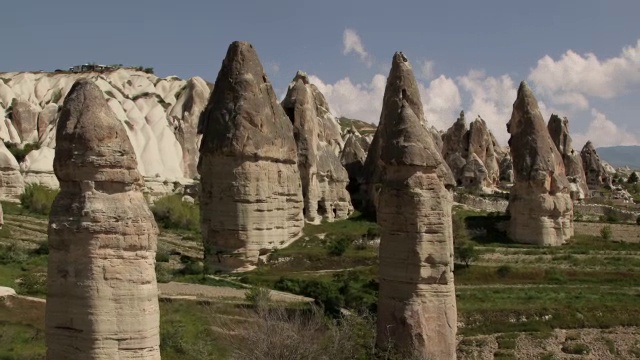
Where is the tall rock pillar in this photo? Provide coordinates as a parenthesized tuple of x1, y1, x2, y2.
(45, 79, 160, 359)
(376, 52, 457, 359)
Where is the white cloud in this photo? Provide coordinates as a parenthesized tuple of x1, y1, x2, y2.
(265, 61, 280, 75)
(457, 70, 518, 144)
(573, 109, 640, 148)
(308, 73, 386, 123)
(420, 75, 461, 130)
(528, 39, 640, 108)
(418, 60, 435, 81)
(342, 29, 373, 68)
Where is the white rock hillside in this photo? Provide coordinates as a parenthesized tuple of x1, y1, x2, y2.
(0, 69, 210, 193)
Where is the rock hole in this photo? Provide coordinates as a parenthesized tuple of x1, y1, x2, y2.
(317, 201, 327, 216)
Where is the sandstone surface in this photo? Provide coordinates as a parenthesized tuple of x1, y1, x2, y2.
(0, 141, 24, 200)
(507, 82, 573, 246)
(198, 41, 304, 272)
(375, 52, 457, 359)
(581, 141, 612, 190)
(282, 71, 352, 223)
(45, 79, 160, 359)
(547, 114, 589, 200)
(363, 53, 454, 217)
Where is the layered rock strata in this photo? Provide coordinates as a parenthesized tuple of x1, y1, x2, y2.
(45, 79, 160, 359)
(198, 41, 304, 272)
(581, 141, 612, 190)
(507, 82, 573, 246)
(375, 52, 457, 359)
(547, 114, 589, 200)
(0, 142, 24, 201)
(281, 71, 352, 223)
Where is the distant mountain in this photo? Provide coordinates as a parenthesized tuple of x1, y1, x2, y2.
(597, 146, 640, 169)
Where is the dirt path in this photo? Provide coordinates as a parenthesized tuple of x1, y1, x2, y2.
(158, 281, 312, 303)
(575, 222, 640, 242)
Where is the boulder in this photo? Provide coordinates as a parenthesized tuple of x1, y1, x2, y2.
(507, 82, 573, 246)
(45, 79, 160, 359)
(547, 115, 589, 200)
(198, 41, 304, 272)
(11, 99, 39, 143)
(281, 71, 352, 223)
(580, 141, 612, 190)
(375, 51, 457, 359)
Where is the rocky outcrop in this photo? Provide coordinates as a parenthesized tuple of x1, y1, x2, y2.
(507, 82, 573, 246)
(547, 115, 589, 200)
(45, 79, 160, 359)
(0, 69, 209, 183)
(580, 141, 611, 190)
(375, 52, 457, 359)
(281, 71, 352, 223)
(0, 142, 24, 201)
(198, 41, 304, 272)
(363, 54, 454, 217)
(441, 112, 505, 189)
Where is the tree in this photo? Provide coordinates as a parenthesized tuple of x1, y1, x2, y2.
(600, 225, 612, 240)
(628, 172, 639, 184)
(455, 241, 477, 268)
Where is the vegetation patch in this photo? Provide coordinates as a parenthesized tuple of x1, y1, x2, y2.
(5, 142, 40, 163)
(151, 195, 199, 232)
(20, 183, 58, 216)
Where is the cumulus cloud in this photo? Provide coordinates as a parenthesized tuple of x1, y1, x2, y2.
(420, 75, 461, 130)
(573, 109, 640, 148)
(342, 29, 373, 67)
(308, 73, 386, 123)
(528, 39, 640, 109)
(418, 60, 435, 81)
(457, 70, 518, 144)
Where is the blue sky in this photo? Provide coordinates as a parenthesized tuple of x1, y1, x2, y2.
(3, 0, 640, 146)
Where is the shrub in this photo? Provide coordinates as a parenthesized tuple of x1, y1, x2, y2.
(561, 343, 590, 355)
(20, 183, 58, 215)
(155, 263, 173, 283)
(496, 265, 513, 278)
(455, 240, 477, 268)
(600, 225, 612, 240)
(151, 195, 199, 232)
(32, 242, 49, 255)
(156, 250, 170, 262)
(327, 236, 351, 256)
(5, 142, 40, 163)
(0, 243, 28, 265)
(627, 172, 639, 184)
(18, 272, 46, 296)
(245, 287, 271, 308)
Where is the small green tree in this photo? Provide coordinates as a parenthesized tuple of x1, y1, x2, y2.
(455, 241, 477, 268)
(628, 172, 639, 184)
(327, 236, 351, 256)
(600, 225, 612, 240)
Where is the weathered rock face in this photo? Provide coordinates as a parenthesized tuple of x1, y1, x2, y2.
(468, 116, 500, 186)
(0, 142, 24, 201)
(198, 41, 304, 272)
(499, 154, 514, 183)
(507, 82, 573, 246)
(363, 53, 454, 217)
(547, 115, 589, 200)
(281, 71, 352, 223)
(581, 141, 611, 190)
(45, 79, 160, 359)
(11, 100, 39, 143)
(442, 111, 469, 183)
(375, 52, 457, 359)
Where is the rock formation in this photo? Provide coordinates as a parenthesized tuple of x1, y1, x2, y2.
(45, 79, 160, 359)
(198, 41, 304, 272)
(507, 82, 573, 246)
(0, 142, 24, 201)
(0, 68, 209, 193)
(363, 54, 454, 217)
(547, 114, 589, 200)
(281, 71, 352, 223)
(441, 112, 505, 189)
(580, 141, 611, 190)
(375, 51, 457, 359)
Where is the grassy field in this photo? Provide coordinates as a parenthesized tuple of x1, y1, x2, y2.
(2, 201, 640, 358)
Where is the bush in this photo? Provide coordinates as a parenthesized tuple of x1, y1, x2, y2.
(496, 265, 513, 278)
(0, 243, 28, 265)
(156, 250, 170, 263)
(245, 287, 271, 308)
(155, 263, 173, 283)
(327, 236, 351, 256)
(455, 240, 477, 268)
(5, 142, 40, 163)
(600, 225, 612, 240)
(20, 183, 58, 215)
(151, 195, 199, 232)
(628, 172, 639, 184)
(561, 343, 590, 355)
(18, 272, 46, 296)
